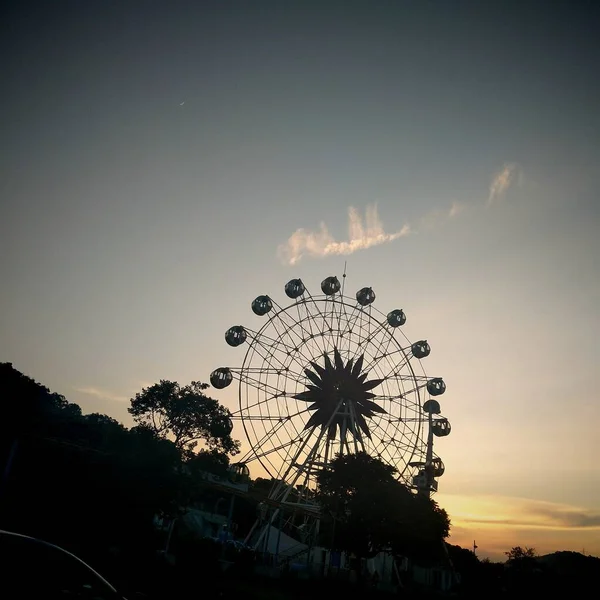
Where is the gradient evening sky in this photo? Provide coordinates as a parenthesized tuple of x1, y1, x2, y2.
(1, 1, 599, 560)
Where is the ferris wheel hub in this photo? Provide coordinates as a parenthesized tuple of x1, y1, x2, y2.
(293, 347, 387, 442)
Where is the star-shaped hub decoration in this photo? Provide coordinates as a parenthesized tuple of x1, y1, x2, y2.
(293, 347, 387, 441)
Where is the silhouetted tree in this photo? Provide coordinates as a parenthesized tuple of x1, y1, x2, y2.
(0, 365, 183, 552)
(128, 380, 240, 455)
(186, 448, 230, 478)
(316, 452, 450, 564)
(504, 545, 540, 595)
(251, 477, 279, 499)
(505, 545, 536, 561)
(1, 362, 81, 442)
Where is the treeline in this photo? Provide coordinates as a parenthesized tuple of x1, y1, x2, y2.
(1, 363, 597, 599)
(0, 363, 249, 594)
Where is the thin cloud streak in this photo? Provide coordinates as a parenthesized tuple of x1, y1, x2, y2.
(488, 163, 517, 206)
(419, 201, 466, 230)
(74, 386, 128, 403)
(439, 493, 600, 531)
(443, 493, 600, 560)
(449, 200, 466, 218)
(278, 204, 410, 265)
(278, 164, 517, 265)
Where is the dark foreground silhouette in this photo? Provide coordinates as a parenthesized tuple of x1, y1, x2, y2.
(1, 363, 598, 599)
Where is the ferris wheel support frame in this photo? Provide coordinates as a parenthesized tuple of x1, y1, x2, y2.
(248, 396, 347, 549)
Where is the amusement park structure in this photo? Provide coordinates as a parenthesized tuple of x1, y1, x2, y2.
(210, 274, 451, 553)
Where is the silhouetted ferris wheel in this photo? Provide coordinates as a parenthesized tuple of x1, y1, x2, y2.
(210, 274, 451, 521)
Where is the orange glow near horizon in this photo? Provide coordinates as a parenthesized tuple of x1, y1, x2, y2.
(437, 493, 600, 561)
(240, 454, 600, 562)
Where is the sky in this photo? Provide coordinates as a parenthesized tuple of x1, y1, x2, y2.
(1, 1, 599, 561)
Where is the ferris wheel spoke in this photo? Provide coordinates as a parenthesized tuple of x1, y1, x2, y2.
(381, 437, 420, 458)
(246, 340, 296, 376)
(263, 421, 306, 471)
(239, 407, 311, 464)
(302, 290, 328, 326)
(366, 353, 416, 381)
(238, 419, 289, 464)
(295, 300, 327, 357)
(348, 401, 367, 454)
(270, 298, 316, 349)
(320, 296, 334, 341)
(336, 301, 360, 341)
(334, 305, 364, 360)
(311, 298, 342, 355)
(382, 374, 429, 382)
(304, 292, 338, 345)
(285, 427, 323, 476)
(231, 394, 286, 416)
(299, 299, 330, 358)
(377, 428, 419, 451)
(234, 366, 303, 387)
(254, 327, 321, 379)
(361, 343, 410, 373)
(330, 295, 349, 345)
(371, 393, 405, 403)
(274, 397, 345, 482)
(257, 425, 318, 482)
(356, 308, 382, 361)
(234, 394, 285, 416)
(357, 319, 388, 350)
(225, 366, 302, 393)
(263, 310, 314, 367)
(241, 406, 312, 422)
(354, 306, 366, 354)
(384, 412, 423, 445)
(370, 426, 413, 469)
(245, 328, 308, 372)
(381, 377, 429, 398)
(239, 374, 296, 399)
(357, 322, 396, 366)
(245, 434, 304, 464)
(247, 327, 299, 355)
(243, 334, 308, 381)
(377, 415, 422, 423)
(381, 436, 422, 474)
(333, 296, 355, 351)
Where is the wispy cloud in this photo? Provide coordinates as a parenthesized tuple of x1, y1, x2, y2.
(487, 163, 517, 206)
(439, 493, 600, 531)
(73, 386, 129, 403)
(277, 204, 410, 265)
(449, 200, 466, 218)
(524, 503, 600, 529)
(439, 492, 600, 560)
(278, 164, 518, 265)
(418, 201, 466, 230)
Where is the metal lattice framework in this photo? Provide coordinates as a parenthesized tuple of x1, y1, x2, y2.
(210, 275, 451, 547)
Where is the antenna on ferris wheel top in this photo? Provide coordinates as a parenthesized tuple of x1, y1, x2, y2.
(341, 261, 348, 295)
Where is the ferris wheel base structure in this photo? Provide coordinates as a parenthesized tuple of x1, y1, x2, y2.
(210, 275, 452, 549)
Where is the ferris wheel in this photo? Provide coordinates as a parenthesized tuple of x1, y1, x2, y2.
(210, 274, 451, 516)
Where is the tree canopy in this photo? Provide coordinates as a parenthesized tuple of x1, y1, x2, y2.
(505, 546, 537, 561)
(0, 363, 184, 555)
(316, 452, 450, 561)
(128, 379, 240, 455)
